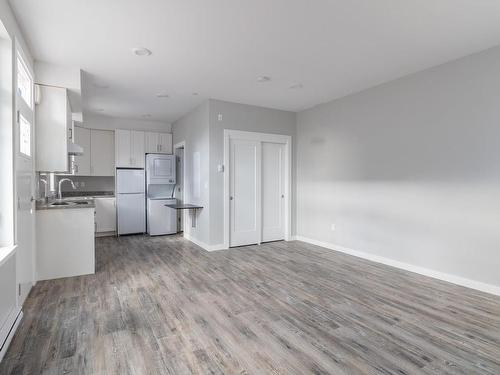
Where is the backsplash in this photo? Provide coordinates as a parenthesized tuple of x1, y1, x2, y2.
(56, 176, 115, 192)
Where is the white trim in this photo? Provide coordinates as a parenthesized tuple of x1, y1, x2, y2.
(293, 236, 500, 297)
(173, 141, 187, 234)
(0, 310, 22, 363)
(183, 233, 225, 252)
(223, 129, 292, 249)
(0, 245, 16, 267)
(95, 231, 116, 238)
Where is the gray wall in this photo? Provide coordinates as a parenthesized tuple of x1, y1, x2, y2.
(171, 99, 296, 247)
(172, 101, 210, 245)
(296, 46, 500, 287)
(208, 99, 296, 245)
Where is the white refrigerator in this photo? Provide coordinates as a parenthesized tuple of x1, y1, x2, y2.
(116, 169, 146, 235)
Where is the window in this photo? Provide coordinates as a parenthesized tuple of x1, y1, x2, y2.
(17, 55, 32, 108)
(19, 114, 31, 157)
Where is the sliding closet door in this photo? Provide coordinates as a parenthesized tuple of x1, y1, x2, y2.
(262, 142, 285, 242)
(229, 139, 261, 247)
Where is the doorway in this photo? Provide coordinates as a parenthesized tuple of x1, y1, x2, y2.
(223, 130, 291, 248)
(173, 142, 185, 233)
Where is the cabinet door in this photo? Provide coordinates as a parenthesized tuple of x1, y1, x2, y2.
(115, 129, 131, 168)
(158, 133, 172, 154)
(95, 198, 116, 232)
(131, 130, 145, 168)
(35, 86, 69, 172)
(74, 126, 91, 175)
(91, 129, 115, 176)
(145, 132, 159, 153)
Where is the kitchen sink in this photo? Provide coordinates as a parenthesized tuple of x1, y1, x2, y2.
(50, 202, 71, 206)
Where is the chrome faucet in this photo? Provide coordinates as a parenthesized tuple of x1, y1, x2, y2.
(58, 178, 76, 199)
(39, 178, 48, 202)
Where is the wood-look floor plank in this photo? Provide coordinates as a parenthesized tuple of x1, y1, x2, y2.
(1, 234, 499, 375)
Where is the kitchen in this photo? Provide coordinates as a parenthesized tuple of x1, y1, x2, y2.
(33, 66, 178, 281)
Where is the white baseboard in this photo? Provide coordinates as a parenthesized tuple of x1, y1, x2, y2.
(183, 233, 226, 252)
(95, 231, 116, 238)
(293, 235, 500, 297)
(0, 310, 23, 363)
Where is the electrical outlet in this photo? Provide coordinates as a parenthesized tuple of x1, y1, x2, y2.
(217, 113, 223, 121)
(330, 223, 336, 231)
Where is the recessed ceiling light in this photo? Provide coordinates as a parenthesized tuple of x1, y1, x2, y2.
(141, 114, 152, 118)
(93, 83, 109, 89)
(156, 93, 169, 98)
(257, 76, 271, 82)
(132, 47, 152, 56)
(289, 83, 303, 89)
(192, 92, 199, 96)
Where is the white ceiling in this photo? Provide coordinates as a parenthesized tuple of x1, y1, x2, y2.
(9, 0, 500, 123)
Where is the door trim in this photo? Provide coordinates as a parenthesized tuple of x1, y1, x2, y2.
(223, 130, 292, 249)
(173, 141, 187, 235)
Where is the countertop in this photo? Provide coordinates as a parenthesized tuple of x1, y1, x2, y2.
(36, 198, 96, 210)
(61, 191, 114, 198)
(164, 202, 203, 209)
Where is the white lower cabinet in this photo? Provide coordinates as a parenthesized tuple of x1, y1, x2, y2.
(95, 197, 116, 234)
(36, 208, 95, 281)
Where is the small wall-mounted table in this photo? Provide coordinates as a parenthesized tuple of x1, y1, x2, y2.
(164, 202, 203, 228)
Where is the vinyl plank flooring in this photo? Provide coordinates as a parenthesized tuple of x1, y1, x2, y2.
(1, 234, 499, 375)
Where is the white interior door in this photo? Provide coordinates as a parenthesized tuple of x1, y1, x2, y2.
(15, 50, 35, 304)
(229, 139, 261, 247)
(262, 142, 285, 242)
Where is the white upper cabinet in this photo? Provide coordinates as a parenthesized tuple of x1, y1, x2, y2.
(115, 129, 131, 168)
(73, 126, 91, 175)
(145, 132, 159, 154)
(35, 85, 72, 172)
(131, 131, 145, 168)
(145, 132, 172, 154)
(91, 130, 114, 176)
(159, 133, 173, 154)
(72, 128, 114, 176)
(115, 129, 145, 168)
